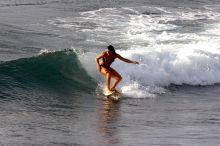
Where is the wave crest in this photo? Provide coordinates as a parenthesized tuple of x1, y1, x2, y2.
(0, 50, 96, 97)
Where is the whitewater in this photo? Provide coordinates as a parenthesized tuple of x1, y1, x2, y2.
(0, 0, 220, 146)
(73, 6, 220, 98)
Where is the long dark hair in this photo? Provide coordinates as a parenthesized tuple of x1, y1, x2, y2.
(107, 45, 116, 55)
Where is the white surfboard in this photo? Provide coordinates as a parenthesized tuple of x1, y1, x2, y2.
(103, 89, 122, 101)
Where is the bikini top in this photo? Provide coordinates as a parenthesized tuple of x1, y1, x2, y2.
(102, 51, 116, 66)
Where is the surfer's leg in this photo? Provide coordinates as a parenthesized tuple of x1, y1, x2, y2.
(108, 68, 122, 91)
(100, 67, 112, 92)
(106, 72, 111, 91)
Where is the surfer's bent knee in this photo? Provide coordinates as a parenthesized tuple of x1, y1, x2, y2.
(115, 71, 122, 80)
(117, 75, 122, 81)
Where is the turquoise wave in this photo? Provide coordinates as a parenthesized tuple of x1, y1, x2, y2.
(0, 50, 96, 98)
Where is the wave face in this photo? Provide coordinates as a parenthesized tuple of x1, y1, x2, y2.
(0, 50, 96, 99)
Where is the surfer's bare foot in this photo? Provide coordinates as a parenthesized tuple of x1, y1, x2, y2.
(110, 88, 116, 91)
(105, 87, 114, 94)
(106, 89, 115, 94)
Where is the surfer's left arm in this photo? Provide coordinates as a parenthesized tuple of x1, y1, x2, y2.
(96, 53, 105, 72)
(116, 54, 139, 64)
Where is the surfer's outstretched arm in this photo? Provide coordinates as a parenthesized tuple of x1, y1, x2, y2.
(116, 54, 139, 64)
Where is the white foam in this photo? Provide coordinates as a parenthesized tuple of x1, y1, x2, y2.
(121, 82, 166, 98)
(77, 40, 220, 97)
(38, 49, 50, 54)
(56, 6, 220, 97)
(73, 48, 100, 80)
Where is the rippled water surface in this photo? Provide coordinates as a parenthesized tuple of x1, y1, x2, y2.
(0, 0, 220, 145)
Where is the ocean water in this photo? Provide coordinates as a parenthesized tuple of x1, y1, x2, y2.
(1, 0, 220, 145)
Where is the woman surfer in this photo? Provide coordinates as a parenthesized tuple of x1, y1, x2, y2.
(96, 45, 139, 93)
